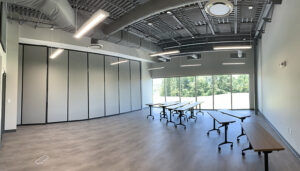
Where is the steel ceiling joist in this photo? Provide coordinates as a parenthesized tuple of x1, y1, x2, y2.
(197, 2, 215, 35)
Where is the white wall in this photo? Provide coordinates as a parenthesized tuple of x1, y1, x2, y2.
(257, 0, 300, 153)
(150, 50, 255, 109)
(141, 62, 152, 108)
(5, 21, 19, 130)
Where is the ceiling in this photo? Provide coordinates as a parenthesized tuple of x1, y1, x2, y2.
(6, 0, 279, 53)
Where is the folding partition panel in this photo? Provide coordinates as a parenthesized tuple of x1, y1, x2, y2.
(68, 51, 88, 121)
(119, 60, 131, 113)
(88, 53, 105, 118)
(47, 48, 68, 123)
(130, 61, 141, 110)
(105, 56, 119, 116)
(22, 45, 47, 124)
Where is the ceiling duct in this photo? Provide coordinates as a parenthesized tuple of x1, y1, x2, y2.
(4, 0, 76, 30)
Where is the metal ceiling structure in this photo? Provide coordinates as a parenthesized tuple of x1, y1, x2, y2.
(4, 0, 281, 54)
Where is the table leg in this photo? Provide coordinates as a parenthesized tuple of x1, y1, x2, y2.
(166, 109, 175, 126)
(188, 108, 197, 122)
(146, 105, 154, 119)
(237, 118, 246, 142)
(196, 104, 204, 115)
(242, 143, 253, 156)
(207, 119, 220, 135)
(218, 124, 233, 151)
(160, 107, 168, 121)
(264, 151, 271, 171)
(175, 111, 186, 129)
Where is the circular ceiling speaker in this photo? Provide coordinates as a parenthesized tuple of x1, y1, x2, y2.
(205, 0, 233, 17)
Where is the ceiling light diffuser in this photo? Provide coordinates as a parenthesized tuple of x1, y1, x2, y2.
(150, 50, 180, 57)
(205, 0, 233, 17)
(180, 64, 202, 67)
(213, 45, 252, 50)
(148, 67, 165, 71)
(74, 9, 109, 39)
(49, 49, 64, 59)
(110, 60, 128, 66)
(222, 62, 245, 65)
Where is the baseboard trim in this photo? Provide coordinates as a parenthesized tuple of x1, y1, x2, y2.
(258, 110, 300, 159)
(4, 129, 16, 133)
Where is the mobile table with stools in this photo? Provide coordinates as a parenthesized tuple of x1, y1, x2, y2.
(175, 102, 201, 129)
(159, 101, 179, 121)
(241, 122, 284, 171)
(207, 111, 236, 151)
(166, 102, 190, 126)
(219, 109, 251, 142)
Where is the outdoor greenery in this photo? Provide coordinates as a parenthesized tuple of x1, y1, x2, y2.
(157, 75, 249, 97)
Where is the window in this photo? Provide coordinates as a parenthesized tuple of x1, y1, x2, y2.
(165, 77, 180, 102)
(214, 75, 231, 109)
(152, 78, 165, 104)
(232, 74, 250, 109)
(180, 76, 195, 102)
(196, 76, 213, 109)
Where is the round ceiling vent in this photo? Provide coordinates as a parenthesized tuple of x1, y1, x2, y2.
(205, 0, 233, 17)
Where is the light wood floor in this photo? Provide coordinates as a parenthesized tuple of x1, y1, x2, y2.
(0, 109, 299, 171)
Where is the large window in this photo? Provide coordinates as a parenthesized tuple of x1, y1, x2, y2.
(153, 78, 165, 104)
(165, 77, 180, 102)
(180, 77, 195, 102)
(196, 76, 213, 109)
(213, 75, 231, 109)
(152, 74, 250, 109)
(232, 74, 250, 109)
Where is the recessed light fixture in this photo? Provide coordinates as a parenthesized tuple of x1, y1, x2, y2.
(74, 9, 109, 39)
(214, 45, 252, 50)
(180, 64, 202, 67)
(49, 49, 64, 59)
(148, 22, 153, 26)
(148, 67, 165, 71)
(248, 6, 253, 10)
(150, 50, 180, 57)
(222, 62, 245, 65)
(111, 60, 128, 66)
(205, 0, 233, 17)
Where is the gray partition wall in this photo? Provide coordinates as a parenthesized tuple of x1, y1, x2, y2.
(68, 51, 88, 121)
(47, 48, 68, 123)
(22, 45, 47, 124)
(131, 61, 142, 110)
(88, 53, 105, 118)
(105, 56, 119, 116)
(119, 60, 131, 113)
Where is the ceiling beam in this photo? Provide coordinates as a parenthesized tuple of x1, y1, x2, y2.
(255, 2, 273, 38)
(102, 0, 205, 35)
(170, 13, 194, 37)
(234, 0, 238, 34)
(197, 2, 216, 35)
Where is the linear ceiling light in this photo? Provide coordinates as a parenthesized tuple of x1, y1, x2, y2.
(214, 45, 252, 50)
(180, 64, 202, 67)
(222, 62, 245, 65)
(150, 50, 180, 57)
(148, 67, 165, 71)
(74, 9, 109, 39)
(111, 60, 128, 66)
(49, 49, 64, 59)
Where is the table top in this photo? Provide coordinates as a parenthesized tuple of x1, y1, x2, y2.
(159, 101, 179, 107)
(146, 103, 162, 106)
(219, 109, 251, 119)
(207, 111, 236, 124)
(242, 122, 285, 152)
(176, 102, 201, 111)
(166, 102, 190, 110)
